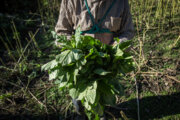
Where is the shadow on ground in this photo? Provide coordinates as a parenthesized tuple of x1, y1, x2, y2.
(107, 92, 180, 120)
(0, 92, 180, 120)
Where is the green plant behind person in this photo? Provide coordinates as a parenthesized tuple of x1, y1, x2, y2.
(42, 28, 135, 119)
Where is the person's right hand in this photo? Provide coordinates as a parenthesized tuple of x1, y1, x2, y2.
(95, 33, 113, 45)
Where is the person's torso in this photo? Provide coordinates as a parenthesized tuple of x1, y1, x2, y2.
(70, 0, 125, 44)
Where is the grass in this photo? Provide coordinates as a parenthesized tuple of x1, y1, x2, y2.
(0, 0, 180, 120)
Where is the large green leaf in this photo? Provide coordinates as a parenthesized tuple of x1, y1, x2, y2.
(84, 101, 91, 111)
(86, 88, 96, 104)
(79, 61, 94, 74)
(78, 89, 87, 100)
(119, 40, 132, 50)
(69, 88, 79, 99)
(115, 48, 124, 57)
(49, 70, 58, 80)
(73, 69, 79, 84)
(41, 60, 58, 71)
(54, 79, 69, 90)
(85, 81, 97, 104)
(98, 81, 116, 105)
(56, 49, 83, 66)
(59, 81, 67, 89)
(76, 58, 87, 71)
(82, 36, 96, 46)
(77, 80, 87, 100)
(78, 81, 97, 104)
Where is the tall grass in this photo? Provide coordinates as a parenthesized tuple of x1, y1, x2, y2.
(37, 0, 60, 29)
(129, 0, 179, 72)
(130, 0, 179, 30)
(0, 0, 60, 66)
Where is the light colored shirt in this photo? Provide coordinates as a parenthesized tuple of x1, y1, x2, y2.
(55, 0, 134, 45)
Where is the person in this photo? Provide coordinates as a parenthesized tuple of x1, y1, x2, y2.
(55, 0, 134, 46)
(55, 0, 134, 119)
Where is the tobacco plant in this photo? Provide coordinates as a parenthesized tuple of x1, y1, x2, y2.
(42, 28, 134, 119)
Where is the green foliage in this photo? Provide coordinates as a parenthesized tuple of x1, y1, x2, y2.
(42, 28, 135, 118)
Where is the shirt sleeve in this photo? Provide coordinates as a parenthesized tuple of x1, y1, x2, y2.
(118, 0, 135, 43)
(55, 0, 74, 44)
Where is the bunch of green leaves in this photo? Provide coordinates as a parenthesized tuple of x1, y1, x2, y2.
(42, 28, 134, 119)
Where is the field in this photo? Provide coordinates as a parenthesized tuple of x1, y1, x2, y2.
(0, 0, 180, 120)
